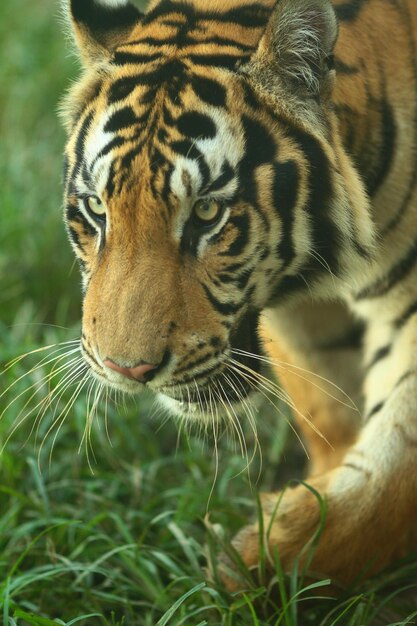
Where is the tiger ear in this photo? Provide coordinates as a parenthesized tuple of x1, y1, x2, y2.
(247, 0, 338, 97)
(68, 0, 143, 65)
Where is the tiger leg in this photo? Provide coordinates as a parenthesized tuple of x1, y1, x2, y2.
(227, 309, 417, 590)
(261, 300, 363, 476)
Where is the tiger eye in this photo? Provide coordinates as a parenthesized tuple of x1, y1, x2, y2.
(85, 196, 106, 218)
(193, 199, 223, 225)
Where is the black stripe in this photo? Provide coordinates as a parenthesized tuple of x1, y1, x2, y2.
(394, 299, 417, 330)
(112, 60, 186, 90)
(185, 35, 254, 51)
(240, 115, 276, 169)
(122, 36, 169, 47)
(204, 161, 235, 194)
(175, 352, 215, 375)
(220, 213, 250, 257)
(190, 74, 227, 107)
(273, 160, 298, 270)
(202, 283, 242, 315)
(65, 202, 80, 224)
(334, 0, 367, 22)
(221, 261, 246, 274)
(71, 0, 141, 32)
(177, 111, 216, 139)
(171, 363, 223, 387)
(108, 75, 140, 104)
(171, 140, 210, 188)
(366, 344, 391, 370)
(72, 111, 94, 180)
(366, 400, 385, 420)
(66, 204, 96, 241)
(219, 268, 252, 290)
(334, 59, 359, 75)
(216, 4, 271, 28)
(105, 161, 118, 199)
(273, 126, 340, 301)
(112, 51, 161, 65)
(394, 370, 415, 390)
(118, 140, 146, 177)
(142, 0, 196, 25)
(143, 0, 270, 29)
(67, 225, 83, 252)
(382, 176, 417, 237)
(104, 106, 137, 133)
(334, 103, 357, 155)
(290, 126, 339, 274)
(366, 371, 415, 421)
(355, 239, 417, 300)
(187, 53, 245, 69)
(91, 136, 125, 172)
(242, 82, 260, 109)
(365, 98, 396, 198)
(161, 164, 174, 206)
(238, 116, 275, 227)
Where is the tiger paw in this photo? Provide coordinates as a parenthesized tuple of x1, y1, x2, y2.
(220, 467, 412, 593)
(219, 477, 329, 592)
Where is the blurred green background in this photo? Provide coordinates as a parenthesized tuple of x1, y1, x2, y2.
(1, 1, 417, 624)
(1, 0, 79, 330)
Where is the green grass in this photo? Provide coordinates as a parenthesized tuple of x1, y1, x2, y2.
(1, 1, 417, 624)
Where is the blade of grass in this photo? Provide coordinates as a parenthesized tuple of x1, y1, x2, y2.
(156, 582, 206, 626)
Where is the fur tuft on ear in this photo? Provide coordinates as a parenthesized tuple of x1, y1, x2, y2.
(250, 0, 338, 97)
(68, 0, 142, 65)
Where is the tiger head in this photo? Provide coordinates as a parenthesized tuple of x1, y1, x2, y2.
(62, 0, 374, 419)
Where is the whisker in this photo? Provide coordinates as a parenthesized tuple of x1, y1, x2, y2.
(79, 376, 98, 473)
(39, 372, 89, 471)
(2, 339, 79, 374)
(0, 358, 85, 454)
(33, 359, 86, 445)
(231, 347, 358, 412)
(206, 385, 219, 511)
(0, 353, 82, 423)
(222, 372, 262, 482)
(104, 386, 112, 448)
(212, 380, 247, 462)
(212, 382, 254, 481)
(226, 360, 310, 460)
(228, 357, 322, 445)
(0, 346, 81, 405)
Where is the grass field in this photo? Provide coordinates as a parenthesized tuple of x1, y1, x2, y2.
(1, 1, 417, 624)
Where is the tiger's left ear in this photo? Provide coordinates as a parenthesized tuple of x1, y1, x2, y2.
(68, 0, 143, 65)
(247, 0, 338, 98)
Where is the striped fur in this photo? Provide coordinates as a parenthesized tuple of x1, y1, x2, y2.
(62, 0, 417, 588)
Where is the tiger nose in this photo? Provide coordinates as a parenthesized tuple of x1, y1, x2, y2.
(103, 359, 158, 383)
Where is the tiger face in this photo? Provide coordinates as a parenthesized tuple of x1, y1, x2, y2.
(62, 0, 374, 419)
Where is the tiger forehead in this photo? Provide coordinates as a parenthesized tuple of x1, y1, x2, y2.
(85, 66, 248, 203)
(71, 2, 278, 205)
(117, 1, 272, 60)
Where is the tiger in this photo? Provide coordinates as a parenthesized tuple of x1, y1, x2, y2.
(61, 0, 417, 590)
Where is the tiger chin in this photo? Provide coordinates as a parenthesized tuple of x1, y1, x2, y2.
(61, 0, 417, 593)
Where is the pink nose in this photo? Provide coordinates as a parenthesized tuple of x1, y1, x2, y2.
(103, 359, 157, 383)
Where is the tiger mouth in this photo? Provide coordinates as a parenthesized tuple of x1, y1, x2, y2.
(82, 309, 263, 411)
(160, 373, 253, 405)
(159, 310, 263, 410)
